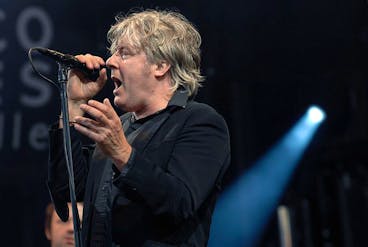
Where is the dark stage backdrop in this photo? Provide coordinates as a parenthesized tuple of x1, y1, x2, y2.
(1, 0, 368, 246)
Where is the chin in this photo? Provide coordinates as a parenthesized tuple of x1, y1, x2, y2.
(114, 100, 127, 112)
(113, 97, 123, 106)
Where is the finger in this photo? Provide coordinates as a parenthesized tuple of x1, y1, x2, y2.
(96, 57, 106, 66)
(103, 98, 124, 133)
(74, 54, 85, 62)
(80, 102, 108, 123)
(85, 54, 105, 68)
(75, 54, 105, 70)
(95, 68, 108, 86)
(99, 68, 108, 80)
(75, 54, 92, 68)
(103, 98, 119, 119)
(92, 59, 101, 69)
(74, 116, 102, 130)
(73, 122, 102, 142)
(104, 98, 112, 107)
(88, 99, 115, 119)
(103, 98, 115, 113)
(83, 54, 95, 69)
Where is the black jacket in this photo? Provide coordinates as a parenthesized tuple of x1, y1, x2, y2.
(48, 92, 231, 247)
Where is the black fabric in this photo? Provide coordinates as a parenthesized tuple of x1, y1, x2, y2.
(47, 90, 231, 246)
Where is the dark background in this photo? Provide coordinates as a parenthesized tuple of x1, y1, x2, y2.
(1, 0, 367, 246)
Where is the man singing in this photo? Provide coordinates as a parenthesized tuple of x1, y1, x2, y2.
(48, 9, 231, 246)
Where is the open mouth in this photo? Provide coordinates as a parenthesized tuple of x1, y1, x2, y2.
(112, 76, 123, 89)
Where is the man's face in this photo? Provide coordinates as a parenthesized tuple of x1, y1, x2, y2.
(45, 203, 83, 247)
(106, 38, 158, 114)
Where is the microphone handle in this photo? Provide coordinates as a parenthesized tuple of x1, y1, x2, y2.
(58, 53, 106, 81)
(69, 60, 106, 81)
(36, 47, 106, 81)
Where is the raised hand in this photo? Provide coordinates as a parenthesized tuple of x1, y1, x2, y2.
(67, 54, 108, 102)
(73, 98, 132, 170)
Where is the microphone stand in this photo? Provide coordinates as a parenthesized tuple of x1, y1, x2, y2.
(57, 63, 83, 247)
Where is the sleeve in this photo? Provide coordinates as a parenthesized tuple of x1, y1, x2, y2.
(47, 124, 93, 221)
(113, 105, 231, 223)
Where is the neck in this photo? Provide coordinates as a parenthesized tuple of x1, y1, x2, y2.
(133, 100, 168, 120)
(133, 75, 174, 119)
(134, 91, 173, 120)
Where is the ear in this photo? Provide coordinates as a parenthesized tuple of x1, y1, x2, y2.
(45, 228, 51, 240)
(153, 60, 171, 77)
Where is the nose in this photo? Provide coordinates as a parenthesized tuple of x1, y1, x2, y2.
(66, 220, 75, 234)
(106, 54, 117, 69)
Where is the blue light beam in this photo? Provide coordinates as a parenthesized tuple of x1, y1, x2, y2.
(208, 106, 325, 247)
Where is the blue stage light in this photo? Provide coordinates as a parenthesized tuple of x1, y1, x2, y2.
(307, 106, 325, 124)
(208, 105, 326, 247)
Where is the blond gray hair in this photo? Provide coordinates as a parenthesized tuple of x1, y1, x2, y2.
(107, 9, 204, 97)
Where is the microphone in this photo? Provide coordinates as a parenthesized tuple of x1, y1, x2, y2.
(35, 47, 106, 81)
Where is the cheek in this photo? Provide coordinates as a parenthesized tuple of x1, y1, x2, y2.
(51, 225, 62, 234)
(49, 228, 61, 240)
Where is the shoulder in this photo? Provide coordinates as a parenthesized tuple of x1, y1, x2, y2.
(181, 101, 219, 116)
(178, 101, 228, 129)
(187, 101, 225, 119)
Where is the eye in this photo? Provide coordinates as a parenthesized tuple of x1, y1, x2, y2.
(118, 48, 131, 60)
